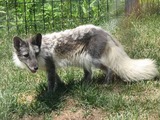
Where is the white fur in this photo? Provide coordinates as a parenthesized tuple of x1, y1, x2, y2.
(13, 52, 25, 69)
(51, 50, 93, 71)
(100, 39, 159, 81)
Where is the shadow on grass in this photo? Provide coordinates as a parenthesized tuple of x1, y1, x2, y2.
(33, 81, 76, 113)
(34, 73, 160, 114)
(9, 81, 77, 118)
(33, 74, 121, 113)
(10, 75, 127, 118)
(35, 73, 126, 108)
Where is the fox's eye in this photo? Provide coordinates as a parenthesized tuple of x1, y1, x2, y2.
(23, 53, 29, 57)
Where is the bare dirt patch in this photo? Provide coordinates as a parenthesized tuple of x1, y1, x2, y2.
(21, 115, 44, 120)
(53, 98, 107, 120)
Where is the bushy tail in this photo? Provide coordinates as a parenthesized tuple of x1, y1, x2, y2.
(101, 40, 159, 82)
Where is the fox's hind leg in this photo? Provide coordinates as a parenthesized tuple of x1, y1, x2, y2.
(94, 63, 113, 84)
(82, 68, 92, 83)
(104, 67, 113, 84)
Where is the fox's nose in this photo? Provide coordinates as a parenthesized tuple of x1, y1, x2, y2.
(34, 66, 38, 71)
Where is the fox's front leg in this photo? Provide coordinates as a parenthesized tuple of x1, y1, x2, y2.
(45, 57, 58, 92)
(46, 68, 57, 92)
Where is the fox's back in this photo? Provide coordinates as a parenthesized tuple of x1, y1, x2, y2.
(41, 25, 107, 55)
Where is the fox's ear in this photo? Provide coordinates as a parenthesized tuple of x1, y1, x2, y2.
(31, 33, 42, 48)
(13, 36, 25, 51)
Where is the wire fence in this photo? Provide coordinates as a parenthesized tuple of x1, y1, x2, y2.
(0, 0, 125, 35)
(0, 0, 159, 35)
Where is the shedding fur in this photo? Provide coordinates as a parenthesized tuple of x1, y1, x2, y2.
(13, 24, 159, 84)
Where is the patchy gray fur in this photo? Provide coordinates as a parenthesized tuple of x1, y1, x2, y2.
(13, 24, 114, 92)
(41, 25, 110, 59)
(13, 24, 159, 92)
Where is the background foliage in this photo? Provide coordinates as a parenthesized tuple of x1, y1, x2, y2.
(0, 0, 125, 36)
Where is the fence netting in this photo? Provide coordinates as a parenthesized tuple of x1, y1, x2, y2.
(0, 0, 159, 35)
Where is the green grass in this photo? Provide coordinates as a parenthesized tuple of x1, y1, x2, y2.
(0, 14, 160, 120)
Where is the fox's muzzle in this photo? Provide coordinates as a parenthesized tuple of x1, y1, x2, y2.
(27, 60, 39, 73)
(30, 66, 38, 73)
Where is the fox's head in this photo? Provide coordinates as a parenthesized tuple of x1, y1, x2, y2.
(13, 33, 42, 73)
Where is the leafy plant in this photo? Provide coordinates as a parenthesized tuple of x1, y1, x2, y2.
(0, 0, 122, 35)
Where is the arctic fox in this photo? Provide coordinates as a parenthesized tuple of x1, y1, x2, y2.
(13, 24, 159, 92)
